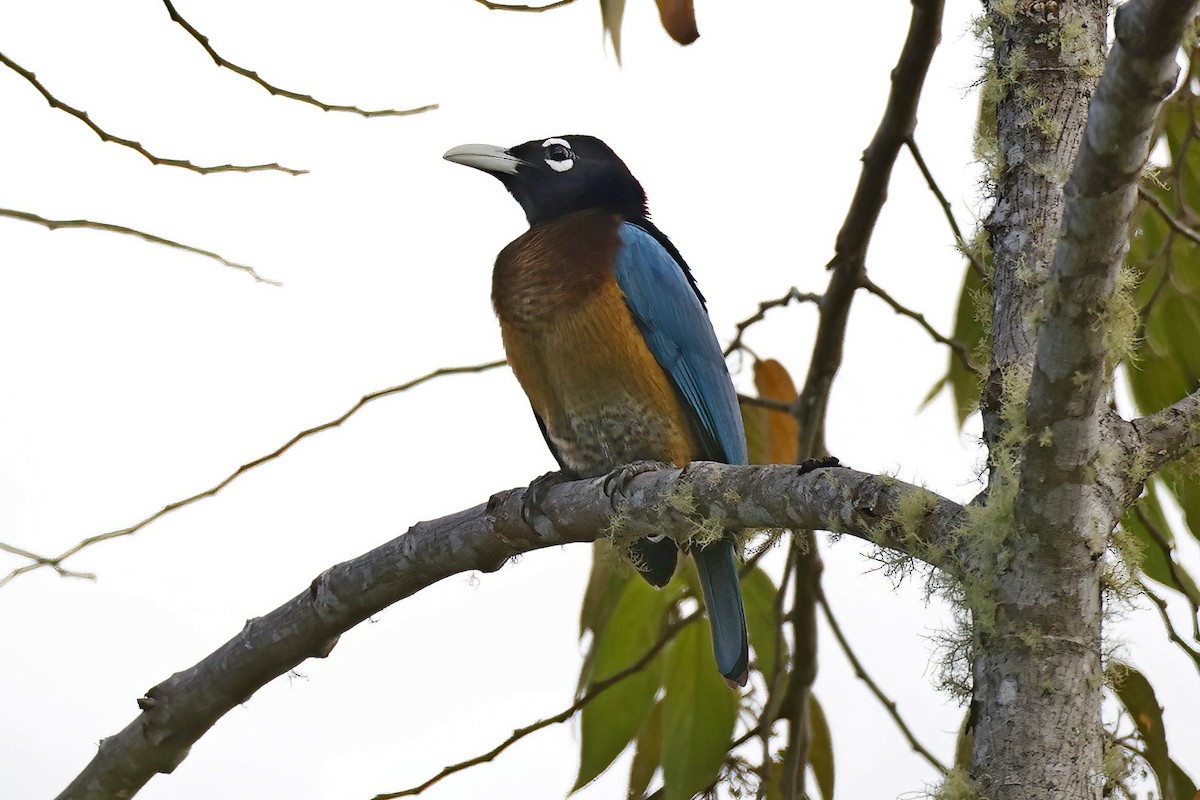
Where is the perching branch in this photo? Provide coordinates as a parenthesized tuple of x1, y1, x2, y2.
(0, 207, 280, 285)
(55, 463, 962, 800)
(0, 360, 505, 590)
(0, 52, 305, 175)
(162, 1, 437, 118)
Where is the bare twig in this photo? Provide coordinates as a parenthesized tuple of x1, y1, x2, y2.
(0, 51, 304, 174)
(736, 394, 794, 413)
(0, 207, 280, 285)
(859, 274, 980, 377)
(724, 288, 823, 357)
(0, 360, 506, 590)
(1137, 580, 1200, 674)
(162, 1, 437, 118)
(0, 542, 95, 583)
(817, 586, 949, 774)
(472, 0, 578, 10)
(1138, 184, 1200, 247)
(905, 136, 987, 278)
(1134, 503, 1200, 640)
(376, 610, 700, 798)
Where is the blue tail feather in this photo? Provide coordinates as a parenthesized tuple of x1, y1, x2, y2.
(694, 539, 749, 686)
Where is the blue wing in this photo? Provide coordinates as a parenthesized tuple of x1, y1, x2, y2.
(613, 222, 748, 466)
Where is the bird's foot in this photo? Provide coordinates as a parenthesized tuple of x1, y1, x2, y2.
(520, 470, 572, 529)
(798, 455, 841, 475)
(602, 460, 673, 508)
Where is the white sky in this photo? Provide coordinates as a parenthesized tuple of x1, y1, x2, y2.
(1, 1, 1196, 799)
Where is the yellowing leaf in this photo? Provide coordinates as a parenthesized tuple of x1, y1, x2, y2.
(754, 358, 800, 464)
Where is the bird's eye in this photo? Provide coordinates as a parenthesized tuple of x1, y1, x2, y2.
(541, 137, 575, 172)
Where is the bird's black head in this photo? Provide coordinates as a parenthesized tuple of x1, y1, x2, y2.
(444, 135, 649, 227)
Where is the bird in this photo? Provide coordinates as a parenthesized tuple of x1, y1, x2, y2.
(444, 135, 749, 687)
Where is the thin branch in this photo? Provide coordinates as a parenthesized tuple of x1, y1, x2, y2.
(0, 360, 506, 590)
(162, 1, 437, 118)
(737, 394, 794, 413)
(0, 207, 280, 285)
(1134, 503, 1200, 632)
(905, 136, 987, 279)
(817, 585, 949, 774)
(54, 463, 962, 799)
(0, 51, 305, 175)
(376, 610, 700, 798)
(472, 0, 578, 10)
(778, 536, 823, 799)
(1138, 184, 1200, 246)
(755, 545, 796, 800)
(724, 288, 822, 357)
(0, 542, 95, 583)
(1137, 580, 1200, 674)
(859, 274, 980, 377)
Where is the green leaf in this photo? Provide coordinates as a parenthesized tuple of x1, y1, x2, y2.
(927, 263, 985, 428)
(575, 578, 673, 790)
(952, 709, 973, 770)
(628, 701, 663, 799)
(1112, 662, 1200, 800)
(1125, 82, 1200, 551)
(581, 541, 634, 640)
(742, 566, 787, 681)
(661, 621, 739, 800)
(808, 694, 835, 800)
(1121, 481, 1200, 604)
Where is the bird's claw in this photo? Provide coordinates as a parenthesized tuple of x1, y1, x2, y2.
(603, 460, 673, 508)
(521, 470, 571, 528)
(798, 456, 841, 475)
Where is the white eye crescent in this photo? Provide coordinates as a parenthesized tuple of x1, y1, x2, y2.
(542, 137, 575, 172)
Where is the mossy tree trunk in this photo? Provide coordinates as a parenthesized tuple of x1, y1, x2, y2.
(969, 1, 1192, 797)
